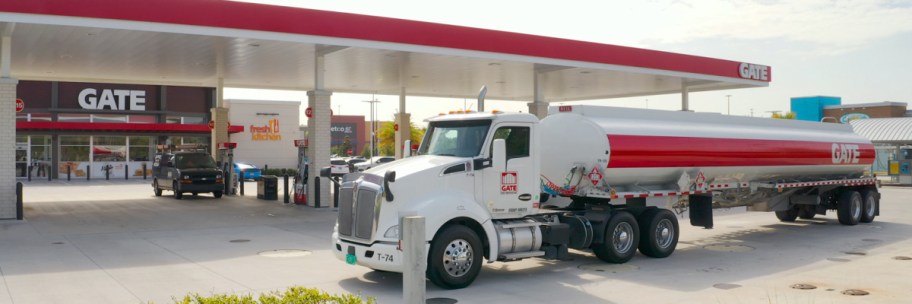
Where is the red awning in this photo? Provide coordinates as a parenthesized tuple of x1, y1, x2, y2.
(16, 121, 244, 134)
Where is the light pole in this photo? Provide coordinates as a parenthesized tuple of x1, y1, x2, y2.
(725, 95, 731, 115)
(363, 98, 381, 159)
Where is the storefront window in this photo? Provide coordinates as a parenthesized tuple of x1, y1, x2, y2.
(60, 135, 90, 161)
(93, 114, 128, 123)
(58, 114, 91, 122)
(166, 116, 206, 124)
(180, 136, 207, 145)
(16, 114, 28, 121)
(30, 113, 52, 121)
(129, 136, 152, 161)
(93, 136, 126, 161)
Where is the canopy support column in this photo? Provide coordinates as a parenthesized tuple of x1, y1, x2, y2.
(307, 50, 333, 207)
(1, 23, 18, 219)
(681, 81, 690, 111)
(527, 70, 549, 119)
(394, 86, 411, 159)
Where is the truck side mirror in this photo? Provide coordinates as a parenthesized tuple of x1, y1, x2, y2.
(492, 138, 506, 171)
(403, 140, 412, 158)
(319, 167, 332, 178)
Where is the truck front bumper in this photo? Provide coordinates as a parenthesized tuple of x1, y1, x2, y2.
(177, 183, 224, 193)
(332, 231, 403, 272)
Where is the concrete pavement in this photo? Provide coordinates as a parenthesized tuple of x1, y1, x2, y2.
(1, 181, 911, 303)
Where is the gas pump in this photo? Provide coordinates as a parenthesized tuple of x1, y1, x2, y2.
(293, 139, 308, 204)
(218, 142, 237, 195)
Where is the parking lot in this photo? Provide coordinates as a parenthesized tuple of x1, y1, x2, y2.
(1, 181, 911, 303)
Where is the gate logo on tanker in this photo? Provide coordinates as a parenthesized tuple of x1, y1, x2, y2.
(832, 143, 860, 164)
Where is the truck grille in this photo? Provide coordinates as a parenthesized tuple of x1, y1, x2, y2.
(337, 183, 379, 242)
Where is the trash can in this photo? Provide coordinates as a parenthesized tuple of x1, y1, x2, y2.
(257, 175, 278, 200)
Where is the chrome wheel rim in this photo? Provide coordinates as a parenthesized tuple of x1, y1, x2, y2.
(613, 222, 634, 253)
(852, 196, 862, 220)
(443, 238, 473, 278)
(864, 195, 875, 217)
(655, 219, 675, 249)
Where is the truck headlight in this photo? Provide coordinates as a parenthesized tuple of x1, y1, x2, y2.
(216, 174, 223, 179)
(383, 225, 399, 239)
(182, 175, 190, 180)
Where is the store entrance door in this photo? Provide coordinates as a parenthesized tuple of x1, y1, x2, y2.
(16, 142, 28, 178)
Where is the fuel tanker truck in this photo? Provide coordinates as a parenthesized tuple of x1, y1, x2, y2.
(326, 104, 878, 289)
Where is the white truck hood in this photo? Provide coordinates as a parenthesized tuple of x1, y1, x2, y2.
(364, 155, 468, 178)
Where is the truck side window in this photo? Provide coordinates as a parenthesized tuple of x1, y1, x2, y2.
(491, 126, 530, 160)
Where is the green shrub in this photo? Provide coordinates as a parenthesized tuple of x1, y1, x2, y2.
(173, 286, 375, 304)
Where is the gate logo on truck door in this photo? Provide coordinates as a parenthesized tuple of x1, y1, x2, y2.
(501, 172, 518, 193)
(832, 143, 860, 164)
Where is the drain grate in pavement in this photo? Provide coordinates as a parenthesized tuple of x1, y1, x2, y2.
(577, 263, 639, 273)
(862, 239, 882, 242)
(426, 298, 458, 304)
(704, 244, 754, 252)
(790, 283, 817, 290)
(827, 257, 851, 262)
(843, 251, 867, 256)
(713, 283, 741, 290)
(258, 249, 312, 258)
(229, 239, 251, 243)
(893, 256, 912, 261)
(51, 242, 65, 245)
(842, 289, 869, 296)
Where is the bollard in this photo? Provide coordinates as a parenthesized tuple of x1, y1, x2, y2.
(264, 164, 269, 173)
(87, 165, 91, 181)
(27, 165, 32, 182)
(142, 163, 147, 180)
(314, 176, 321, 208)
(333, 176, 340, 208)
(105, 166, 110, 180)
(402, 216, 426, 303)
(16, 182, 24, 220)
(125, 165, 129, 180)
(239, 169, 245, 195)
(283, 174, 290, 204)
(223, 163, 230, 195)
(48, 165, 52, 181)
(67, 166, 71, 181)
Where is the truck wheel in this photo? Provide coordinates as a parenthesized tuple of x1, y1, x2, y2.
(427, 225, 483, 289)
(173, 182, 183, 200)
(860, 189, 877, 223)
(593, 211, 639, 263)
(837, 191, 862, 226)
(213, 191, 223, 198)
(798, 205, 816, 219)
(775, 206, 799, 222)
(153, 180, 162, 197)
(637, 209, 679, 258)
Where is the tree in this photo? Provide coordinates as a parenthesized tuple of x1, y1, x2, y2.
(377, 117, 425, 156)
(331, 136, 353, 156)
(771, 112, 796, 119)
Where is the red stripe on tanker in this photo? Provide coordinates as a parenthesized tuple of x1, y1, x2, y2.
(606, 135, 874, 168)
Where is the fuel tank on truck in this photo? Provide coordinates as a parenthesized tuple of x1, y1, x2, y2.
(538, 105, 875, 194)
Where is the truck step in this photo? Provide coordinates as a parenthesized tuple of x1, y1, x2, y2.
(499, 251, 546, 261)
(500, 222, 541, 229)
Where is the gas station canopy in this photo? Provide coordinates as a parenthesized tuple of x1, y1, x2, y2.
(0, 0, 770, 101)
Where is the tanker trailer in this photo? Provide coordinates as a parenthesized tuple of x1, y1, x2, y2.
(328, 105, 879, 289)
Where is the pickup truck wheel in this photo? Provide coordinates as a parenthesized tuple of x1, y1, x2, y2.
(213, 191, 223, 198)
(775, 206, 799, 222)
(859, 189, 877, 223)
(593, 211, 639, 263)
(637, 209, 678, 258)
(837, 191, 862, 226)
(153, 180, 162, 197)
(427, 225, 482, 289)
(173, 182, 183, 200)
(797, 205, 816, 219)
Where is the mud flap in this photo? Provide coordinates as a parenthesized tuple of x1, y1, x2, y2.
(689, 194, 713, 229)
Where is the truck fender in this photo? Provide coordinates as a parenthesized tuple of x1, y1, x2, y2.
(406, 195, 498, 261)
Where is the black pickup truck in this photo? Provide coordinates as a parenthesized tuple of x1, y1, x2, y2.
(152, 151, 224, 199)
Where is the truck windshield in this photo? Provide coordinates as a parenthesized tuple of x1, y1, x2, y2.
(175, 153, 217, 169)
(418, 120, 492, 157)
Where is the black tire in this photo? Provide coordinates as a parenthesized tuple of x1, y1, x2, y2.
(798, 205, 816, 219)
(427, 225, 483, 289)
(213, 191, 223, 198)
(153, 180, 162, 197)
(637, 209, 679, 258)
(837, 191, 862, 226)
(775, 206, 799, 222)
(173, 182, 183, 200)
(593, 211, 639, 263)
(860, 189, 877, 223)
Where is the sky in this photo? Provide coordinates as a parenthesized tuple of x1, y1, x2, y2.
(225, 0, 912, 126)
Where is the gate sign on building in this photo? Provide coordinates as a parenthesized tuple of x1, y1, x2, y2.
(15, 98, 24, 112)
